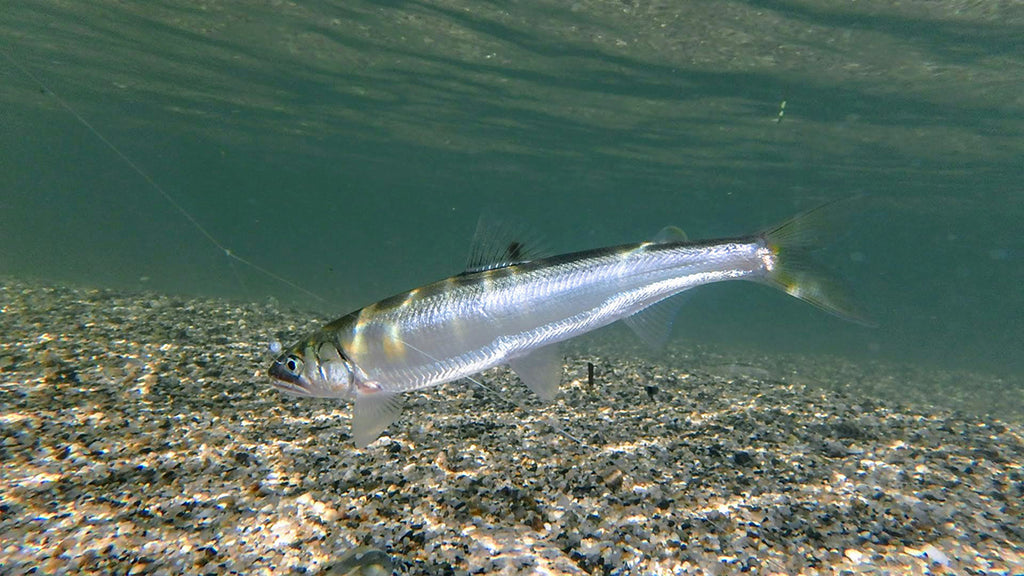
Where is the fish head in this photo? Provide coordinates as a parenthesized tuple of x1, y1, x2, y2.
(268, 339, 355, 399)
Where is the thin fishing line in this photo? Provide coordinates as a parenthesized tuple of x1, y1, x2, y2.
(1, 49, 326, 304)
(226, 252, 251, 298)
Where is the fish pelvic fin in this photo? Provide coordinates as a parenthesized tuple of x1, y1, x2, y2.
(508, 344, 562, 401)
(352, 388, 403, 448)
(760, 198, 875, 327)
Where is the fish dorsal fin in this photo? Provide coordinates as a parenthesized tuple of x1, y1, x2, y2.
(508, 344, 562, 401)
(463, 215, 549, 273)
(352, 390, 403, 448)
(653, 225, 689, 244)
(623, 293, 690, 349)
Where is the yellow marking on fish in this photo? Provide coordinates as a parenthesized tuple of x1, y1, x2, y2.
(615, 244, 649, 268)
(349, 329, 365, 357)
(399, 288, 420, 308)
(381, 322, 406, 360)
(481, 269, 496, 290)
(348, 310, 371, 357)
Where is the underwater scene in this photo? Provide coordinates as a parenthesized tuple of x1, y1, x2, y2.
(1, 1, 1021, 574)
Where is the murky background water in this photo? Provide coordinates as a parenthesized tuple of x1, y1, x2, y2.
(2, 0, 1020, 382)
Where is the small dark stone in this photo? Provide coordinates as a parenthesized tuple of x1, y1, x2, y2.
(733, 450, 753, 466)
(197, 546, 218, 558)
(644, 385, 659, 399)
(823, 440, 849, 458)
(49, 366, 80, 384)
(832, 420, 862, 439)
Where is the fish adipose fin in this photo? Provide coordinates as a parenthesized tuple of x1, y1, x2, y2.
(760, 199, 873, 326)
(653, 225, 689, 243)
(353, 391, 403, 448)
(508, 345, 563, 401)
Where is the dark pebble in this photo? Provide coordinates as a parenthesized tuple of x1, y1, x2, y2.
(733, 450, 753, 466)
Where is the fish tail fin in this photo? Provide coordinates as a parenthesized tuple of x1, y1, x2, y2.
(760, 198, 874, 326)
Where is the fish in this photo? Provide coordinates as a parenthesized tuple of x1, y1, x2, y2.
(268, 201, 865, 447)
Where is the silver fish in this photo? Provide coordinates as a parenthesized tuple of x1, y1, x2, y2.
(269, 202, 863, 446)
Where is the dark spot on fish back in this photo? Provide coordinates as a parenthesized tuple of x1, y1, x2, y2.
(506, 241, 524, 261)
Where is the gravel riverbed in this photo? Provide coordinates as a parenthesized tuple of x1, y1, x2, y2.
(1, 280, 1021, 575)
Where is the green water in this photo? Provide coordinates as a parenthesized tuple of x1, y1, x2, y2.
(1, 1, 1020, 381)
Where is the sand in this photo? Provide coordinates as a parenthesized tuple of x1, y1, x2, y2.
(1, 279, 1021, 575)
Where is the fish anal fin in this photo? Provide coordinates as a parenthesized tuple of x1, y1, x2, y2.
(508, 345, 562, 401)
(352, 389, 403, 448)
(623, 293, 690, 349)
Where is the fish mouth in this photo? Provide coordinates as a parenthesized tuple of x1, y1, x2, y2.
(268, 379, 313, 396)
(268, 359, 314, 396)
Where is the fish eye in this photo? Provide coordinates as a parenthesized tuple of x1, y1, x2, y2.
(283, 355, 303, 374)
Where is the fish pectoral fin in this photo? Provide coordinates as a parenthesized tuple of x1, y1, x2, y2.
(623, 292, 691, 349)
(352, 389, 403, 448)
(508, 345, 563, 401)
